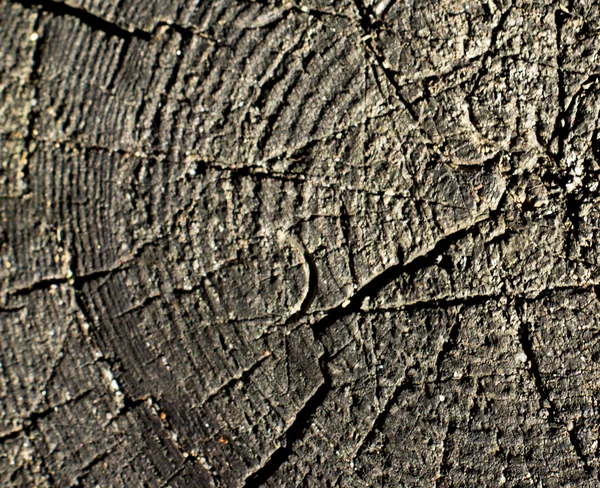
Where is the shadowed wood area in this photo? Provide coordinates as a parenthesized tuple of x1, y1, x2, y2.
(3, 0, 600, 486)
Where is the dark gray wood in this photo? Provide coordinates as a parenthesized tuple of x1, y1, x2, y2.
(2, 0, 600, 486)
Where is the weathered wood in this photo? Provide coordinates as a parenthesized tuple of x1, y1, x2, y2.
(3, 0, 600, 486)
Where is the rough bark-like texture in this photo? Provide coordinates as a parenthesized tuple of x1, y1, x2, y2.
(3, 0, 600, 486)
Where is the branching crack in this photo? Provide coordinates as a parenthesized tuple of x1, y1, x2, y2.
(435, 421, 457, 487)
(350, 0, 421, 124)
(241, 206, 507, 485)
(311, 212, 501, 340)
(6, 237, 160, 297)
(340, 200, 359, 287)
(0, 389, 93, 444)
(202, 354, 272, 406)
(241, 369, 330, 488)
(8, 264, 123, 296)
(68, 448, 115, 487)
(352, 376, 411, 460)
(516, 309, 591, 474)
(434, 319, 461, 382)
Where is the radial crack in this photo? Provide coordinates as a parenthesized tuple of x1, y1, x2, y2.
(12, 0, 152, 40)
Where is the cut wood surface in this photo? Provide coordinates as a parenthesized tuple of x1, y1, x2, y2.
(2, 0, 600, 486)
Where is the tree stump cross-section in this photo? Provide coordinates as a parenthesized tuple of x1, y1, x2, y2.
(3, 0, 600, 486)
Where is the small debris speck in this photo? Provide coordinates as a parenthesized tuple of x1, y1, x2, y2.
(515, 352, 528, 364)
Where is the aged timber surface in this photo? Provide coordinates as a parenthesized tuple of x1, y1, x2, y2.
(3, 0, 600, 486)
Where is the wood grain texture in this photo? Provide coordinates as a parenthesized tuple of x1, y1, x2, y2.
(3, 0, 600, 486)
